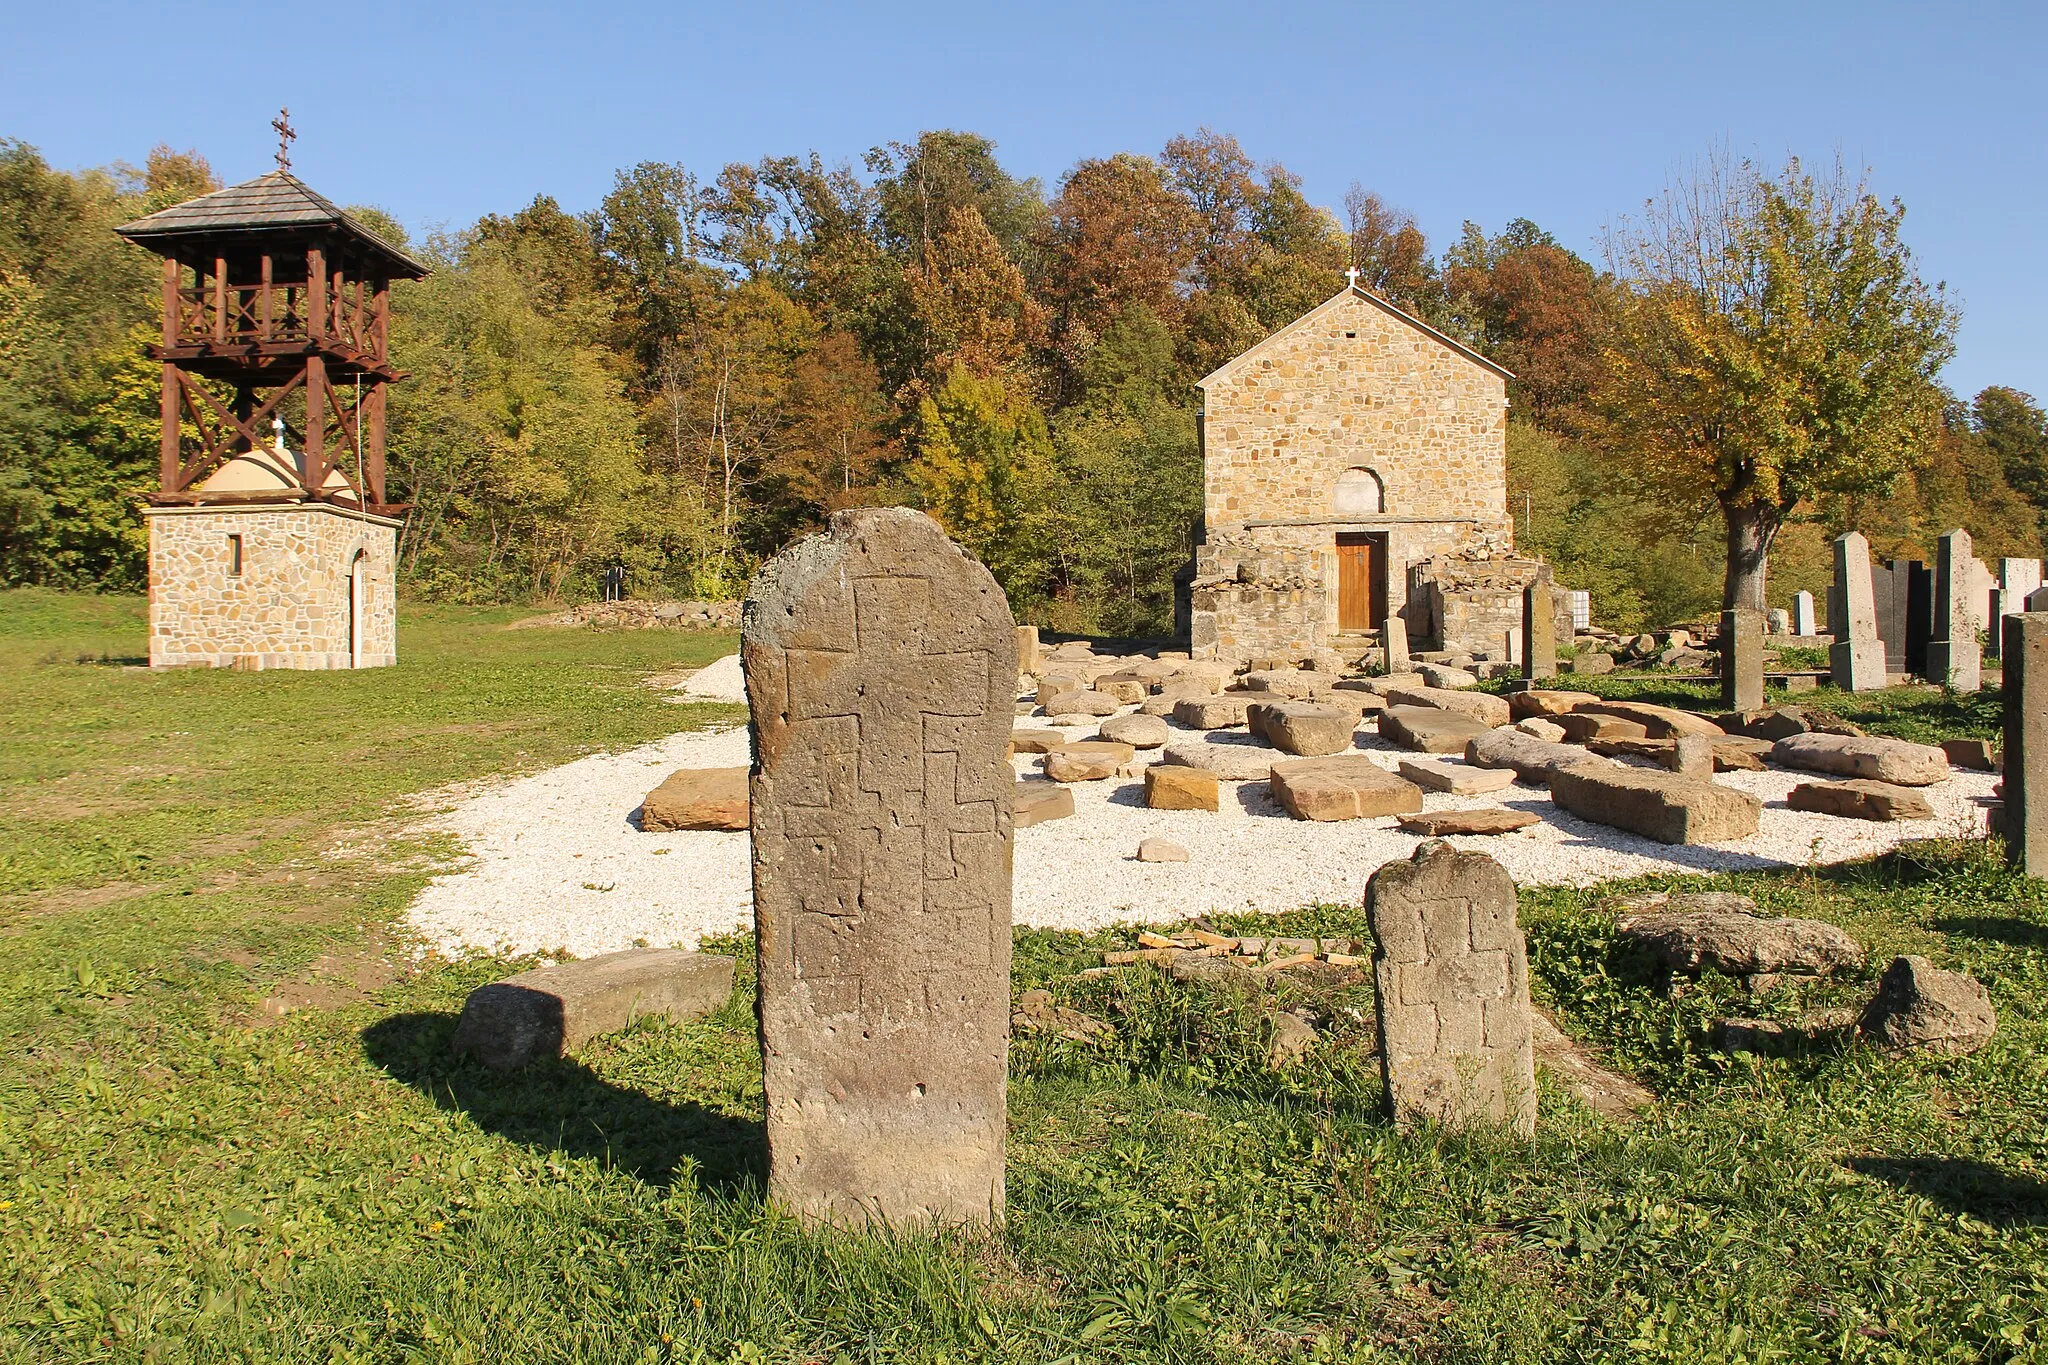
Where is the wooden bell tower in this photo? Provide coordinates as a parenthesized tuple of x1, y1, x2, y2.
(116, 118, 428, 670)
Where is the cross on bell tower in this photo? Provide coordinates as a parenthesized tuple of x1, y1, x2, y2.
(271, 107, 296, 171)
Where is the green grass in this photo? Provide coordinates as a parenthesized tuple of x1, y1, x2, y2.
(2, 590, 2045, 1362)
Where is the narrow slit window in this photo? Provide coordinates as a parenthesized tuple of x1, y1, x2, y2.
(227, 534, 243, 576)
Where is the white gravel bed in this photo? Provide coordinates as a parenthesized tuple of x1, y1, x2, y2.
(402, 672, 1997, 958)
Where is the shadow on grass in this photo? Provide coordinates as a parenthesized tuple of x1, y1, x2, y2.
(1847, 1156, 2048, 1227)
(363, 1012, 765, 1193)
(1934, 915, 2048, 951)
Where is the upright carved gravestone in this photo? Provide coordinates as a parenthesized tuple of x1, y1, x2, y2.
(2005, 613, 2048, 877)
(1383, 616, 1410, 674)
(1720, 607, 1764, 712)
(1871, 560, 1910, 673)
(1926, 528, 1982, 693)
(1793, 590, 1817, 638)
(1365, 842, 1537, 1137)
(1522, 584, 1557, 681)
(743, 507, 1017, 1227)
(1831, 533, 1886, 693)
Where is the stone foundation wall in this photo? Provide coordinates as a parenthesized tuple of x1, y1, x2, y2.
(1410, 554, 1570, 656)
(146, 504, 401, 670)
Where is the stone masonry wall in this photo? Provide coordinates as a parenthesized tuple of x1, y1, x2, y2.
(1188, 288, 1513, 661)
(146, 505, 400, 669)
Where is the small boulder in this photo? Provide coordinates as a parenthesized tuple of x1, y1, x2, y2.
(1009, 729, 1067, 754)
(1099, 713, 1170, 749)
(1771, 733, 1951, 786)
(1045, 741, 1136, 782)
(1173, 695, 1254, 730)
(1012, 989, 1110, 1042)
(1097, 678, 1148, 704)
(1514, 717, 1568, 742)
(1145, 764, 1220, 811)
(1558, 712, 1650, 743)
(1617, 905, 1863, 976)
(1263, 702, 1361, 756)
(1267, 1011, 1320, 1068)
(640, 766, 750, 832)
(1858, 955, 1997, 1055)
(1940, 738, 1999, 772)
(1270, 757, 1423, 821)
(1137, 837, 1189, 863)
(1417, 663, 1478, 689)
(1508, 689, 1600, 720)
(1786, 779, 1936, 822)
(1014, 781, 1076, 826)
(1659, 734, 1715, 779)
(1397, 808, 1542, 836)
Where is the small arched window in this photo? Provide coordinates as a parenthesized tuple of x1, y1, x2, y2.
(1333, 467, 1384, 516)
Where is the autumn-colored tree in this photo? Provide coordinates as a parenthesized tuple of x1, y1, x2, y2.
(1442, 219, 1609, 424)
(1343, 186, 1436, 315)
(905, 203, 1044, 390)
(1597, 154, 1957, 613)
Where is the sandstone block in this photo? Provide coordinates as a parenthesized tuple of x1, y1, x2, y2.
(1270, 757, 1422, 821)
(1562, 652, 1614, 675)
(1514, 717, 1567, 742)
(1098, 713, 1169, 749)
(1137, 838, 1189, 863)
(1145, 764, 1220, 811)
(1939, 738, 1998, 771)
(1044, 688, 1119, 717)
(1045, 741, 1137, 782)
(1786, 779, 1936, 822)
(1509, 689, 1599, 720)
(1160, 736, 1277, 781)
(1549, 763, 1762, 844)
(1398, 757, 1516, 794)
(453, 949, 737, 1071)
(1569, 700, 1725, 738)
(1385, 685, 1512, 728)
(1009, 729, 1066, 754)
(641, 766, 750, 832)
(1418, 664, 1479, 689)
(1617, 905, 1863, 977)
(1264, 702, 1361, 756)
(1380, 705, 1492, 754)
(1397, 808, 1542, 836)
(1557, 712, 1649, 743)
(1770, 733, 1950, 786)
(1464, 728, 1592, 784)
(1173, 695, 1254, 730)
(1014, 781, 1076, 826)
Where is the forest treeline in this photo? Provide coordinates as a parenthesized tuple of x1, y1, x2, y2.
(3, 130, 2046, 632)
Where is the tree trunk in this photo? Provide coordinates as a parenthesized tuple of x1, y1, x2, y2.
(1721, 501, 1778, 613)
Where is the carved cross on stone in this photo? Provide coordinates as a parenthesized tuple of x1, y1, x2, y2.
(745, 507, 1017, 1227)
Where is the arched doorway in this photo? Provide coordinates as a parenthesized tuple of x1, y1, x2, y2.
(1333, 467, 1385, 516)
(348, 551, 367, 668)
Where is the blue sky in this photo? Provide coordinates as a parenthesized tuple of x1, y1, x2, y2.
(6, 0, 2042, 401)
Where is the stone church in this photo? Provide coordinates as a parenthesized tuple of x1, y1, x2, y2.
(1184, 280, 1561, 663)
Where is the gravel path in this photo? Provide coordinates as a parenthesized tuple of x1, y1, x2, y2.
(403, 662, 1998, 959)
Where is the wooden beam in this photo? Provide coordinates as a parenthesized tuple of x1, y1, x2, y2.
(160, 365, 181, 492)
(371, 277, 389, 364)
(304, 354, 327, 493)
(260, 254, 273, 341)
(212, 257, 227, 342)
(365, 378, 387, 505)
(160, 258, 178, 349)
(306, 247, 326, 344)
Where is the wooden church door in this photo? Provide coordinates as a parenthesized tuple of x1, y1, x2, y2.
(1336, 533, 1384, 632)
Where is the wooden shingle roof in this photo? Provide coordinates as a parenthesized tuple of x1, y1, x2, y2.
(116, 171, 429, 278)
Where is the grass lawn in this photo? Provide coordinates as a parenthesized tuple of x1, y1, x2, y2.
(2, 589, 2044, 1363)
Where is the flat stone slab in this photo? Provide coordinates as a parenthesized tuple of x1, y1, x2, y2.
(1616, 907, 1863, 976)
(1557, 712, 1649, 743)
(453, 948, 737, 1071)
(1045, 740, 1137, 782)
(1382, 685, 1512, 729)
(1098, 713, 1169, 749)
(1137, 837, 1189, 862)
(1009, 729, 1067, 754)
(1570, 700, 1725, 739)
(1397, 757, 1516, 794)
(1380, 705, 1493, 754)
(1173, 695, 1254, 730)
(1771, 733, 1951, 786)
(1466, 728, 1591, 784)
(1014, 781, 1076, 826)
(641, 766, 750, 832)
(1145, 764, 1219, 811)
(1549, 763, 1762, 844)
(1397, 808, 1542, 836)
(1043, 688, 1119, 716)
(1786, 779, 1936, 822)
(1161, 735, 1278, 781)
(1242, 669, 1342, 699)
(1270, 757, 1423, 822)
(1940, 738, 1998, 772)
(1260, 702, 1361, 756)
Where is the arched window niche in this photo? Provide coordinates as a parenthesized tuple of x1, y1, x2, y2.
(1333, 466, 1385, 516)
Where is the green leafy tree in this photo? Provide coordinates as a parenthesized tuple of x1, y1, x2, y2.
(909, 365, 1052, 591)
(1598, 154, 1958, 612)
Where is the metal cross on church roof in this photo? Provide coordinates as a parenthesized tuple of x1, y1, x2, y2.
(1345, 266, 1360, 288)
(271, 107, 296, 171)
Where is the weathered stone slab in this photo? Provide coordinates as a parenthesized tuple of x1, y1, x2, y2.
(1173, 694, 1254, 730)
(1557, 712, 1649, 743)
(1508, 689, 1599, 720)
(1261, 702, 1360, 756)
(1562, 652, 1614, 675)
(1397, 808, 1541, 836)
(1940, 738, 1998, 771)
(1616, 906, 1863, 977)
(2002, 614, 2047, 874)
(1793, 590, 1817, 637)
(1013, 781, 1075, 826)
(1660, 734, 1715, 779)
(1417, 663, 1479, 689)
(1008, 729, 1067, 754)
(1523, 583, 1558, 681)
(1515, 717, 1567, 742)
(1161, 735, 1278, 781)
(1015, 625, 1041, 675)
(1786, 779, 1935, 822)
(1830, 532, 1887, 691)
(1145, 764, 1219, 810)
(1043, 688, 1118, 716)
(1270, 757, 1422, 821)
(1549, 763, 1762, 844)
(1569, 700, 1725, 739)
(744, 507, 1013, 1227)
(1044, 740, 1136, 782)
(1858, 955, 1997, 1055)
(1720, 608, 1765, 713)
(1383, 616, 1410, 673)
(1398, 757, 1516, 794)
(1365, 844, 1536, 1136)
(1770, 733, 1950, 786)
(641, 766, 750, 832)
(1380, 705, 1492, 754)
(453, 949, 737, 1071)
(1243, 668, 1342, 699)
(1384, 685, 1512, 728)
(1465, 728, 1593, 784)
(1926, 529, 1982, 693)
